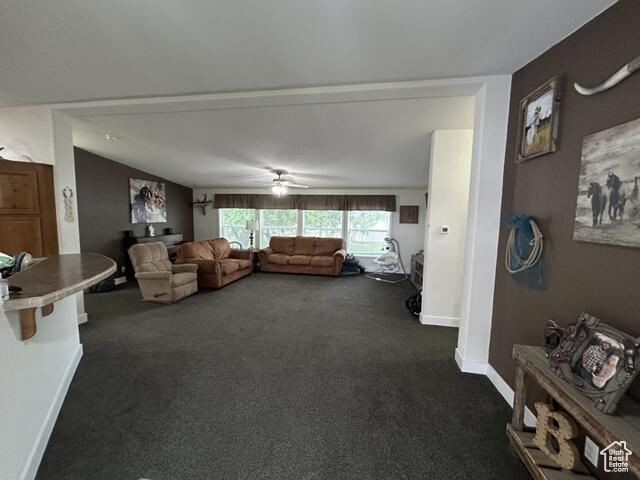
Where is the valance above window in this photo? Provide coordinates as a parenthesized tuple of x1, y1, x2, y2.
(213, 194, 396, 212)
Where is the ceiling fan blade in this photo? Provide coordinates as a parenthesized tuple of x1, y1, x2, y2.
(286, 183, 309, 188)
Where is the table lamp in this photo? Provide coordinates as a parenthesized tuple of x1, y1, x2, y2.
(245, 220, 259, 249)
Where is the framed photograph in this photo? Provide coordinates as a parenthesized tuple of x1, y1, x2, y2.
(399, 205, 419, 224)
(573, 116, 640, 248)
(515, 76, 562, 162)
(129, 178, 167, 224)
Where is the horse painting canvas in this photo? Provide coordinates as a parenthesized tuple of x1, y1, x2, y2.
(574, 116, 640, 248)
(129, 178, 167, 224)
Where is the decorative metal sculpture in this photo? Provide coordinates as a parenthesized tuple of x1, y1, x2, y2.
(574, 55, 640, 95)
(192, 193, 212, 215)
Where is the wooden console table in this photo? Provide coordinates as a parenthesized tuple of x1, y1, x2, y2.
(3, 253, 116, 340)
(507, 344, 640, 479)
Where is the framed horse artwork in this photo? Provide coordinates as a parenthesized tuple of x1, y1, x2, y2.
(573, 116, 640, 248)
(515, 76, 562, 163)
(129, 178, 167, 224)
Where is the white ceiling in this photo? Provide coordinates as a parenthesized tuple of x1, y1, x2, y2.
(0, 0, 615, 106)
(73, 95, 475, 188)
(2, 0, 615, 189)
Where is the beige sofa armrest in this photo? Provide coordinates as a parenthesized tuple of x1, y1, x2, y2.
(332, 249, 347, 276)
(135, 271, 171, 280)
(172, 263, 198, 273)
(258, 248, 273, 263)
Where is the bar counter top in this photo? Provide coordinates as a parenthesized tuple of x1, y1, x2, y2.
(3, 253, 116, 312)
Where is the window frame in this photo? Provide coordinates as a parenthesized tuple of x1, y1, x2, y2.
(301, 210, 344, 239)
(218, 208, 392, 254)
(345, 211, 392, 257)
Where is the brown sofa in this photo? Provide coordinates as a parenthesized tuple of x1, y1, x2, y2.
(259, 236, 346, 277)
(175, 237, 252, 289)
(128, 242, 198, 303)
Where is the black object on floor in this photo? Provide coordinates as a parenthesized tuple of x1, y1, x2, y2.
(36, 274, 528, 480)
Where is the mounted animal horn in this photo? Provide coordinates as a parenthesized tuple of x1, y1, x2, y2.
(574, 55, 640, 95)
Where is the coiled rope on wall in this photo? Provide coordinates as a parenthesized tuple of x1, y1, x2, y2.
(504, 215, 545, 289)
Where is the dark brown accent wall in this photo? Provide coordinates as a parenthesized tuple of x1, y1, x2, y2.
(74, 148, 193, 273)
(490, 0, 640, 387)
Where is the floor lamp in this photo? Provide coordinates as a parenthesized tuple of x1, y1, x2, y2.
(245, 220, 259, 249)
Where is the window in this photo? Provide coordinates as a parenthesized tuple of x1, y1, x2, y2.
(347, 211, 391, 256)
(219, 208, 256, 248)
(302, 210, 343, 238)
(260, 209, 298, 246)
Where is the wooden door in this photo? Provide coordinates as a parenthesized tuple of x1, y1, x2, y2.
(0, 159, 58, 256)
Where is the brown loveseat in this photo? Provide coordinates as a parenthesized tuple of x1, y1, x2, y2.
(259, 236, 346, 277)
(175, 238, 252, 289)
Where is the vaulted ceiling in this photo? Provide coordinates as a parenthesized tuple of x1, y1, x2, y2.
(0, 0, 615, 106)
(0, 0, 615, 188)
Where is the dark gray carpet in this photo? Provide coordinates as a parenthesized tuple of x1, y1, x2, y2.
(36, 274, 527, 480)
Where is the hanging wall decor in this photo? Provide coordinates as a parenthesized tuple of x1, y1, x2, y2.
(515, 76, 562, 163)
(399, 205, 419, 224)
(62, 187, 74, 223)
(573, 116, 640, 248)
(574, 54, 640, 96)
(129, 178, 167, 224)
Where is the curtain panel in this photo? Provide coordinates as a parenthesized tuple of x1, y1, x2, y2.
(213, 194, 396, 212)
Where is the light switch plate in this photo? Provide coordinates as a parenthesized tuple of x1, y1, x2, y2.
(584, 436, 599, 467)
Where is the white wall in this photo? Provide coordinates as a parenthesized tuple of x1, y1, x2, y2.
(420, 130, 473, 327)
(0, 106, 84, 480)
(193, 188, 427, 272)
(455, 76, 512, 374)
(0, 298, 82, 480)
(0, 106, 55, 165)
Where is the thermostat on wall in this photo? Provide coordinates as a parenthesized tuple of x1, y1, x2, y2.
(440, 225, 450, 234)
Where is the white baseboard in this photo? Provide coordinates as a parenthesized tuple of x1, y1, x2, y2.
(20, 344, 83, 480)
(77, 312, 88, 325)
(454, 347, 488, 374)
(420, 313, 460, 327)
(486, 364, 537, 428)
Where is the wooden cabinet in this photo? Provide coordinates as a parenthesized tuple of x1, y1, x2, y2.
(0, 160, 58, 256)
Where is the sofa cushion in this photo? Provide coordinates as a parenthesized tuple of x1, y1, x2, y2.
(267, 253, 289, 265)
(310, 255, 334, 267)
(236, 259, 252, 270)
(209, 238, 231, 259)
(269, 237, 295, 255)
(220, 259, 240, 274)
(171, 272, 197, 287)
(294, 236, 316, 255)
(314, 237, 343, 255)
(289, 254, 311, 266)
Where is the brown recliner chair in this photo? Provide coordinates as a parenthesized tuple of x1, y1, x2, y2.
(175, 237, 252, 289)
(259, 236, 346, 276)
(128, 242, 198, 303)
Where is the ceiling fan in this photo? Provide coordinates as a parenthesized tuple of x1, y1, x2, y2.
(268, 169, 309, 196)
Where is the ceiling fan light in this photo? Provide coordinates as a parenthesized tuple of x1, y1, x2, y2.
(272, 184, 287, 196)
